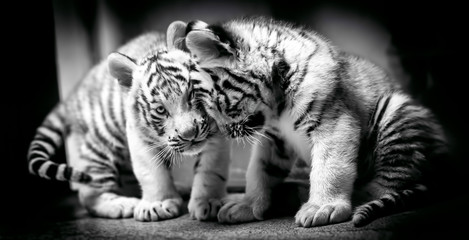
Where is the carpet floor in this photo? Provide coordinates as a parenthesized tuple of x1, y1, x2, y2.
(1, 192, 467, 240)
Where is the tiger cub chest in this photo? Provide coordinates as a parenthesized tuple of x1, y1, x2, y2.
(270, 110, 312, 162)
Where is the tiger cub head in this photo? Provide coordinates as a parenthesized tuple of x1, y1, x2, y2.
(167, 20, 285, 139)
(108, 47, 217, 156)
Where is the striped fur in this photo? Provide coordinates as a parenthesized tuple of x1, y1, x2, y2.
(169, 17, 448, 226)
(28, 31, 230, 221)
(353, 92, 446, 226)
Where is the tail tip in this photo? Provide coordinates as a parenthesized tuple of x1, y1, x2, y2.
(352, 214, 369, 227)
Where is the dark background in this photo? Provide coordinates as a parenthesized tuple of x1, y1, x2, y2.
(2, 0, 467, 221)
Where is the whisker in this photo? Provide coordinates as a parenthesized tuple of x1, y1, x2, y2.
(253, 129, 271, 141)
(153, 146, 171, 169)
(246, 131, 262, 146)
(245, 135, 256, 146)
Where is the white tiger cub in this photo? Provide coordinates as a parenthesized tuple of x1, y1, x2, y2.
(27, 27, 230, 221)
(167, 17, 448, 227)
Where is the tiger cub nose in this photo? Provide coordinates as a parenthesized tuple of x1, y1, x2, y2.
(179, 127, 197, 140)
(178, 119, 199, 141)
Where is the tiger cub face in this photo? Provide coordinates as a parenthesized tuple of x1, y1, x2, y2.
(109, 49, 217, 155)
(176, 21, 280, 139)
(200, 67, 275, 139)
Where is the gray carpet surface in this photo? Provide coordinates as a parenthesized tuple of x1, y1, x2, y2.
(1, 193, 467, 240)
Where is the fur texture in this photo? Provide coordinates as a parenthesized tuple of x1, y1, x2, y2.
(167, 17, 448, 227)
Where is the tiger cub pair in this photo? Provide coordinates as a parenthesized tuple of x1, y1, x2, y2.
(28, 28, 230, 221)
(30, 16, 448, 227)
(167, 17, 448, 227)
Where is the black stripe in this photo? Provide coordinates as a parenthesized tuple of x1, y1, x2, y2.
(367, 202, 382, 214)
(223, 69, 266, 105)
(136, 101, 152, 128)
(272, 58, 291, 91)
(34, 134, 58, 151)
(85, 140, 108, 162)
(375, 167, 411, 176)
(45, 163, 59, 179)
(305, 120, 320, 135)
(379, 156, 419, 170)
(374, 96, 392, 130)
(374, 172, 410, 184)
(191, 79, 202, 85)
(251, 70, 272, 91)
(193, 154, 202, 172)
(194, 87, 211, 96)
(377, 102, 414, 138)
(108, 85, 125, 135)
(378, 144, 423, 159)
(42, 120, 64, 137)
(139, 91, 153, 111)
(29, 151, 47, 161)
(289, 52, 315, 95)
(99, 99, 125, 146)
(369, 95, 392, 142)
(113, 146, 126, 161)
(172, 74, 187, 83)
(367, 96, 382, 128)
(380, 134, 435, 151)
(214, 172, 227, 182)
(31, 159, 47, 174)
(294, 98, 317, 129)
(120, 93, 126, 127)
(222, 80, 245, 94)
(150, 85, 160, 96)
(93, 175, 118, 184)
(380, 121, 435, 143)
(82, 156, 116, 173)
(63, 166, 73, 180)
(29, 144, 49, 154)
(163, 65, 181, 74)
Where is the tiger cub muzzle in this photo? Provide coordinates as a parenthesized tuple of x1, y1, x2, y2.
(168, 118, 210, 153)
(226, 112, 265, 138)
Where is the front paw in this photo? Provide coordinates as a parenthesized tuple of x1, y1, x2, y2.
(295, 200, 352, 227)
(217, 196, 269, 224)
(188, 197, 222, 221)
(81, 192, 140, 219)
(134, 198, 183, 222)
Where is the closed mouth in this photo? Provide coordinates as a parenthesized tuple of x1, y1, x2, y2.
(172, 139, 207, 154)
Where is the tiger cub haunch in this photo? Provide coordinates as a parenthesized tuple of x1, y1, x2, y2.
(168, 17, 448, 227)
(27, 30, 230, 221)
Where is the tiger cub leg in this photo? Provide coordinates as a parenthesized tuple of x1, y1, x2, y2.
(188, 136, 230, 221)
(127, 130, 182, 222)
(218, 131, 295, 223)
(295, 113, 360, 227)
(76, 135, 139, 218)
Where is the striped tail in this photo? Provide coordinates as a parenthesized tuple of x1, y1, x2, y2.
(28, 105, 92, 183)
(352, 184, 427, 227)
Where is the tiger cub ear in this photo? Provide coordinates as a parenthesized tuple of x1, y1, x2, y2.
(167, 20, 187, 50)
(107, 52, 137, 89)
(185, 29, 236, 68)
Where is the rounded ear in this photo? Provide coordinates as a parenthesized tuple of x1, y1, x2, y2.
(166, 20, 187, 50)
(186, 30, 236, 68)
(107, 52, 137, 90)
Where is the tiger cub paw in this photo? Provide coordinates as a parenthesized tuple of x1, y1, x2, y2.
(295, 200, 352, 227)
(86, 192, 140, 219)
(217, 196, 269, 224)
(188, 197, 222, 221)
(133, 198, 183, 222)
